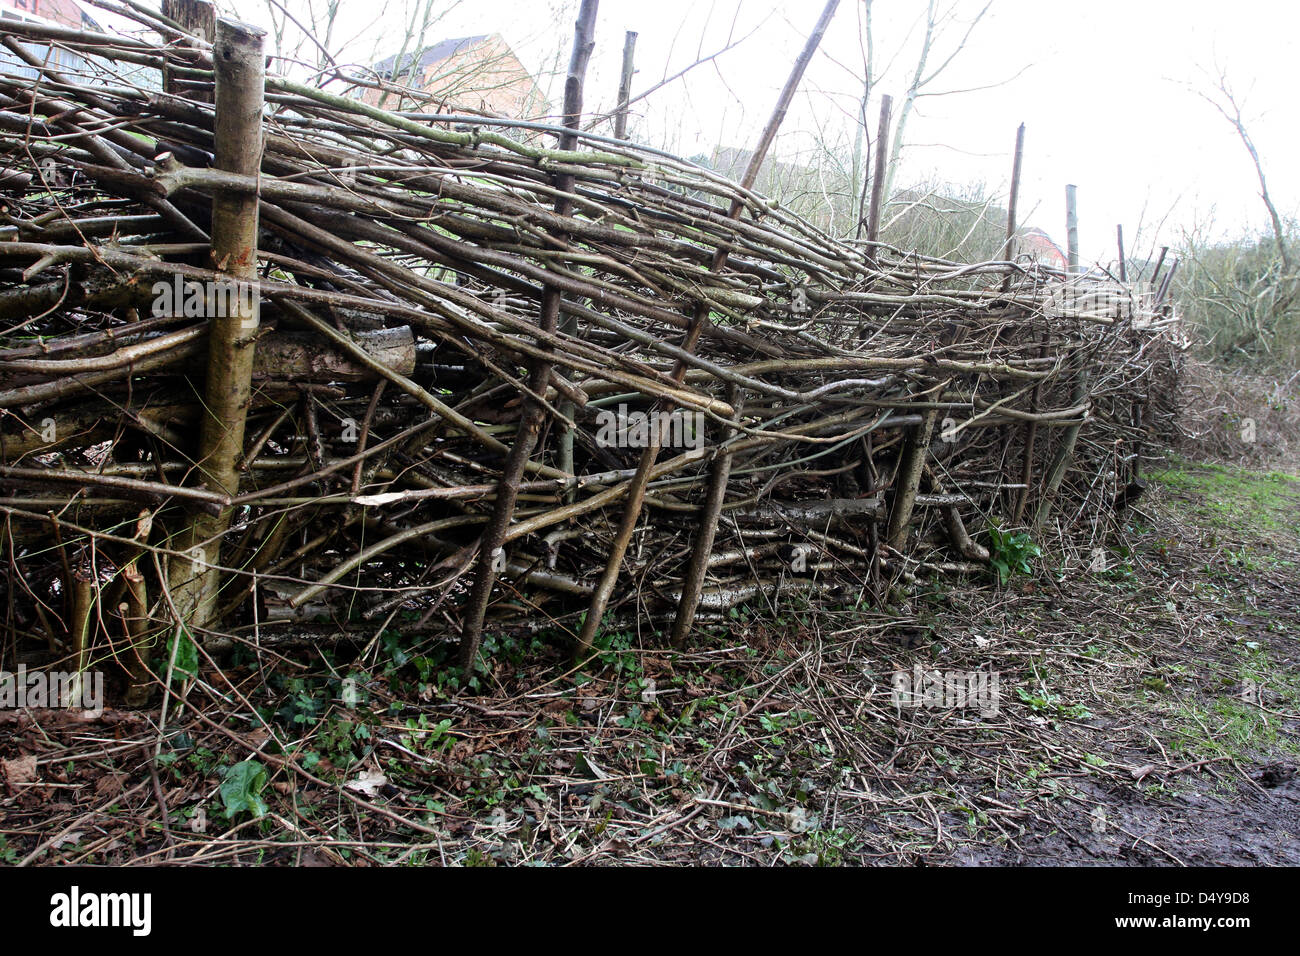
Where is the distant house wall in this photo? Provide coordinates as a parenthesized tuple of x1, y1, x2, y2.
(1019, 229, 1067, 270)
(0, 0, 93, 29)
(0, 0, 101, 81)
(360, 34, 549, 119)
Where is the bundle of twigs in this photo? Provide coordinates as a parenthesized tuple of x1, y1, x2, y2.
(0, 1, 1180, 692)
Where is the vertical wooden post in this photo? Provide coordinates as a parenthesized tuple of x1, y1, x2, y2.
(1002, 124, 1025, 263)
(1065, 183, 1079, 274)
(886, 408, 937, 551)
(162, 0, 216, 100)
(573, 0, 841, 661)
(1148, 245, 1168, 287)
(1129, 401, 1145, 483)
(1155, 258, 1179, 307)
(1012, 332, 1046, 524)
(459, 0, 600, 671)
(558, 16, 613, 505)
(613, 31, 638, 141)
(864, 93, 892, 265)
(1034, 377, 1090, 530)
(1116, 223, 1127, 282)
(120, 566, 153, 707)
(1003, 123, 1031, 517)
(1000, 123, 1025, 292)
(669, 385, 743, 646)
(68, 568, 95, 702)
(167, 18, 265, 637)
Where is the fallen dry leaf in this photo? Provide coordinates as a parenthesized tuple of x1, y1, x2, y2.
(344, 769, 387, 797)
(2, 755, 38, 787)
(94, 773, 123, 798)
(51, 831, 83, 849)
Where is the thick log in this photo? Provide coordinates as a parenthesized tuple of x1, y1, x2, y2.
(253, 326, 415, 381)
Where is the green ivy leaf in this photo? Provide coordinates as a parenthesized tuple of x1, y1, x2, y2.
(220, 759, 269, 820)
(167, 626, 199, 681)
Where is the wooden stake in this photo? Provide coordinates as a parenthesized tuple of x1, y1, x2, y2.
(162, 0, 215, 40)
(886, 408, 936, 551)
(1001, 123, 1025, 291)
(1155, 258, 1179, 307)
(120, 566, 154, 707)
(1116, 224, 1127, 282)
(864, 93, 892, 265)
(69, 568, 95, 680)
(1034, 377, 1090, 529)
(1065, 184, 1079, 274)
(669, 385, 744, 646)
(167, 17, 265, 638)
(1003, 123, 1025, 262)
(161, 0, 215, 101)
(614, 31, 638, 141)
(1012, 330, 1047, 523)
(1148, 245, 1168, 286)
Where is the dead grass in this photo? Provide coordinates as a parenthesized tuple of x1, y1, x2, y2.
(1177, 359, 1300, 471)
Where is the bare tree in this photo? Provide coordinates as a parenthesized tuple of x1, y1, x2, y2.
(1179, 70, 1299, 363)
(880, 0, 993, 203)
(753, 0, 1016, 247)
(1200, 71, 1293, 277)
(849, 0, 874, 238)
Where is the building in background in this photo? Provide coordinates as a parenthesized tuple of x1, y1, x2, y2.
(360, 34, 549, 120)
(0, 0, 104, 82)
(0, 0, 100, 30)
(1017, 226, 1068, 270)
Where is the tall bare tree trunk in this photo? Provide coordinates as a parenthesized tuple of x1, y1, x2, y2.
(613, 31, 638, 141)
(850, 0, 874, 240)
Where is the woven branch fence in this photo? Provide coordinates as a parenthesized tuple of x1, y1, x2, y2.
(0, 2, 1182, 698)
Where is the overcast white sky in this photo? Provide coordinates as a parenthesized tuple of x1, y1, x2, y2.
(210, 0, 1299, 266)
